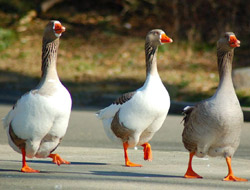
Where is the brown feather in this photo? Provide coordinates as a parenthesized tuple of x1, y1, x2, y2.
(9, 123, 26, 150)
(113, 92, 135, 105)
(111, 111, 134, 142)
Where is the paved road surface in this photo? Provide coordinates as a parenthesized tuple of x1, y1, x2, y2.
(0, 104, 250, 189)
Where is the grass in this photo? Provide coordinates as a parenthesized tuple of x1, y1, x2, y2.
(0, 27, 16, 51)
(0, 18, 249, 107)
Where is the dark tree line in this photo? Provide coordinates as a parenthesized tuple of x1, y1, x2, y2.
(1, 0, 249, 48)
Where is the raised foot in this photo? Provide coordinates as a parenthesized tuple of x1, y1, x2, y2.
(142, 143, 152, 161)
(21, 165, 40, 173)
(125, 161, 142, 167)
(223, 175, 248, 182)
(49, 154, 70, 165)
(184, 169, 203, 179)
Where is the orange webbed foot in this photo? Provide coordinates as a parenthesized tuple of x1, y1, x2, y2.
(21, 148, 39, 173)
(223, 174, 247, 182)
(184, 152, 202, 179)
(49, 154, 70, 165)
(224, 157, 247, 182)
(125, 160, 142, 167)
(184, 168, 203, 179)
(141, 143, 152, 161)
(123, 142, 142, 167)
(21, 165, 40, 173)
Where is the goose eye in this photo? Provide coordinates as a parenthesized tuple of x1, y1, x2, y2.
(153, 32, 158, 36)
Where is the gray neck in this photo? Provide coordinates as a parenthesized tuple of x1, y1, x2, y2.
(216, 49, 234, 92)
(41, 38, 59, 81)
(145, 41, 159, 77)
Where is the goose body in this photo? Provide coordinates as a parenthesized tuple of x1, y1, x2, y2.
(4, 82, 71, 158)
(97, 29, 173, 167)
(182, 92, 242, 158)
(182, 32, 247, 181)
(2, 20, 72, 172)
(98, 74, 170, 145)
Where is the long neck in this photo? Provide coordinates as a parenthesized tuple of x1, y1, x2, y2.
(216, 48, 234, 92)
(145, 41, 159, 77)
(41, 38, 59, 80)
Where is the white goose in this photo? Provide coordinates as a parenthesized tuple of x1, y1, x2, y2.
(2, 20, 72, 173)
(97, 29, 173, 167)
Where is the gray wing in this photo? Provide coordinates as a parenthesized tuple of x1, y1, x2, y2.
(182, 102, 211, 152)
(113, 91, 136, 105)
(182, 105, 195, 124)
(182, 105, 197, 152)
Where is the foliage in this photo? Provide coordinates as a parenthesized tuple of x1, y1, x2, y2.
(0, 0, 249, 106)
(0, 0, 34, 15)
(0, 28, 16, 51)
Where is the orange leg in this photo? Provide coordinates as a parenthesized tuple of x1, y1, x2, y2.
(184, 152, 202, 179)
(123, 142, 142, 167)
(48, 153, 70, 165)
(141, 143, 152, 161)
(21, 148, 39, 173)
(223, 157, 247, 181)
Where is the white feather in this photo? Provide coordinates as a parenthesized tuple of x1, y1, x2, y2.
(97, 74, 170, 146)
(3, 85, 71, 158)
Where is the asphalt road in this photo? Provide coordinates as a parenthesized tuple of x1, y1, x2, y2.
(0, 104, 250, 189)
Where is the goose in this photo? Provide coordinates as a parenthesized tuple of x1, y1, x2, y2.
(182, 32, 247, 181)
(96, 29, 173, 167)
(2, 20, 72, 173)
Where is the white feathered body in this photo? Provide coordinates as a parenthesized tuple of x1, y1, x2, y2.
(3, 81, 71, 158)
(97, 74, 170, 147)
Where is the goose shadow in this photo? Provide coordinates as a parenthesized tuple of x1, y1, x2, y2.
(0, 168, 94, 176)
(27, 160, 108, 166)
(0, 168, 183, 179)
(0, 168, 51, 174)
(90, 170, 182, 178)
(27, 160, 107, 166)
(0, 159, 107, 166)
(0, 168, 20, 173)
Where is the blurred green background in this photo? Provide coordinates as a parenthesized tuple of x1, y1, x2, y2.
(0, 0, 249, 107)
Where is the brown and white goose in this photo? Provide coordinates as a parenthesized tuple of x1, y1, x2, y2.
(2, 20, 72, 173)
(182, 32, 247, 181)
(97, 29, 173, 167)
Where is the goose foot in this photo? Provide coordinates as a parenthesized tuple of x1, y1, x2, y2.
(21, 165, 40, 173)
(21, 148, 39, 173)
(125, 160, 142, 167)
(223, 174, 247, 182)
(123, 142, 142, 167)
(184, 168, 202, 179)
(223, 157, 247, 182)
(49, 154, 70, 165)
(184, 152, 202, 179)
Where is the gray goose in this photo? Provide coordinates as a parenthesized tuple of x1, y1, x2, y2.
(3, 20, 72, 173)
(97, 29, 173, 167)
(182, 32, 247, 181)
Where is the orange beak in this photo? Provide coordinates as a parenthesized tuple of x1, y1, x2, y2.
(229, 35, 240, 47)
(54, 23, 66, 34)
(160, 33, 173, 43)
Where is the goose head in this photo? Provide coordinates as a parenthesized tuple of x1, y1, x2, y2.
(43, 20, 66, 42)
(146, 29, 173, 47)
(217, 32, 240, 52)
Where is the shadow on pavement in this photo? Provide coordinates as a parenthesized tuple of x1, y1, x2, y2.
(90, 170, 183, 178)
